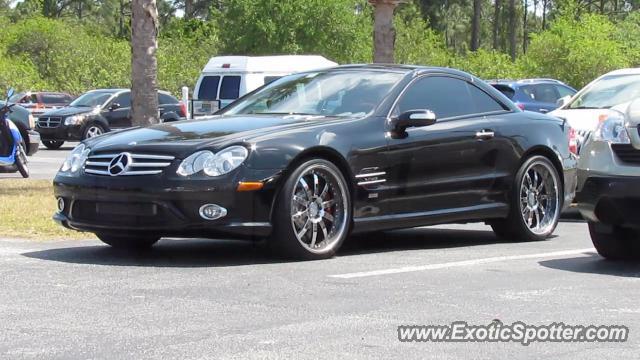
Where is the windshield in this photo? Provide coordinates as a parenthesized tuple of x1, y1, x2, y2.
(568, 74, 640, 109)
(222, 70, 404, 117)
(70, 91, 114, 108)
(8, 93, 26, 103)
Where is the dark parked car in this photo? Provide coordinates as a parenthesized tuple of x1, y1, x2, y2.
(0, 101, 40, 156)
(36, 89, 186, 149)
(53, 65, 577, 260)
(488, 79, 576, 114)
(9, 91, 74, 118)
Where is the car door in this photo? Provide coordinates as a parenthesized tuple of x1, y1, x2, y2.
(103, 92, 132, 129)
(385, 75, 509, 216)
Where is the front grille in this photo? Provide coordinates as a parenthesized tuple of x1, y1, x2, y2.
(84, 152, 175, 176)
(612, 144, 640, 165)
(37, 117, 62, 128)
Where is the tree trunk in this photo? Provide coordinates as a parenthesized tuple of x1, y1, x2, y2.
(508, 0, 517, 61)
(492, 0, 501, 50)
(131, 0, 159, 127)
(471, 0, 482, 51)
(185, 0, 194, 19)
(542, 0, 547, 30)
(369, 0, 403, 63)
(522, 0, 528, 53)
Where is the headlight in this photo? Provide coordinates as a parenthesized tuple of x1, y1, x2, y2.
(60, 144, 90, 175)
(592, 111, 630, 144)
(28, 114, 35, 129)
(177, 146, 248, 177)
(64, 115, 85, 126)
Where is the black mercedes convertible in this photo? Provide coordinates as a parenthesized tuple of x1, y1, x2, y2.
(53, 65, 577, 259)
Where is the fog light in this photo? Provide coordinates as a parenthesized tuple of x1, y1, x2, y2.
(56, 197, 65, 212)
(199, 204, 227, 220)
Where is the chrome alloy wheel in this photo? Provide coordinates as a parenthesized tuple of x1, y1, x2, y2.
(519, 160, 560, 236)
(290, 164, 349, 254)
(85, 125, 103, 138)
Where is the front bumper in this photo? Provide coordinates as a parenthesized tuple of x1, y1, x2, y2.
(37, 124, 83, 141)
(576, 175, 640, 228)
(53, 167, 282, 239)
(26, 130, 40, 155)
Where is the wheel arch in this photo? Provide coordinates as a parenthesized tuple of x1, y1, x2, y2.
(520, 145, 565, 188)
(268, 146, 355, 225)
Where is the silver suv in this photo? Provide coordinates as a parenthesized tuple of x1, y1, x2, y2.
(575, 98, 640, 260)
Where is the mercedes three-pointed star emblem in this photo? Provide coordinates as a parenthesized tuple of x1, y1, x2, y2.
(108, 152, 132, 176)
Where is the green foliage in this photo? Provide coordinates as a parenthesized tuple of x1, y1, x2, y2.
(394, 3, 450, 67)
(616, 12, 640, 67)
(453, 49, 523, 79)
(215, 0, 372, 64)
(523, 13, 629, 88)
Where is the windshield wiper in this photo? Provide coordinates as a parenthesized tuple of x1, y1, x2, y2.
(569, 106, 602, 109)
(254, 112, 323, 116)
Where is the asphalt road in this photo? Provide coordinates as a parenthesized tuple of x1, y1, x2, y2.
(1, 222, 638, 359)
(0, 142, 76, 180)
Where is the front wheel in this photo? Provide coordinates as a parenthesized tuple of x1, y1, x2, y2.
(270, 159, 351, 260)
(83, 123, 105, 140)
(96, 234, 160, 250)
(15, 142, 29, 178)
(491, 155, 562, 242)
(589, 222, 640, 260)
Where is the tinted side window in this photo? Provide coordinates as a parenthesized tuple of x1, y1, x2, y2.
(220, 76, 241, 100)
(535, 84, 560, 103)
(198, 76, 220, 100)
(113, 92, 132, 107)
(397, 76, 473, 119)
(42, 94, 67, 104)
(158, 93, 178, 105)
(468, 84, 506, 113)
(264, 76, 282, 85)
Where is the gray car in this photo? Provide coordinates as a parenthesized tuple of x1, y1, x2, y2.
(575, 98, 640, 259)
(0, 101, 40, 156)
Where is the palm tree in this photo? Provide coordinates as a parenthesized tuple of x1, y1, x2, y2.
(131, 0, 159, 127)
(368, 0, 405, 63)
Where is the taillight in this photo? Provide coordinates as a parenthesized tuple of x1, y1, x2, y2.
(179, 101, 187, 118)
(515, 102, 525, 111)
(568, 127, 578, 155)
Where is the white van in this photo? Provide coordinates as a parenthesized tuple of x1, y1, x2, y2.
(192, 55, 337, 116)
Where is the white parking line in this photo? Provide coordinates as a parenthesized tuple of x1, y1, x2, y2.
(329, 248, 595, 279)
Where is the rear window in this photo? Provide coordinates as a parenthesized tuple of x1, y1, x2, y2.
(198, 76, 220, 100)
(220, 76, 241, 100)
(41, 93, 69, 104)
(158, 93, 178, 105)
(491, 84, 515, 100)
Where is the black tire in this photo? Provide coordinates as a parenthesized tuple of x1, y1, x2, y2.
(588, 222, 640, 260)
(42, 140, 65, 150)
(270, 158, 352, 260)
(15, 142, 29, 178)
(491, 155, 562, 242)
(82, 123, 106, 140)
(96, 234, 160, 250)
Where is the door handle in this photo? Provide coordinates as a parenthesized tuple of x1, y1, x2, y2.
(539, 109, 549, 113)
(475, 130, 495, 139)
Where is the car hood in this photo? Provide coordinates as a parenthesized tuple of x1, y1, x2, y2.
(85, 114, 343, 157)
(549, 102, 631, 132)
(41, 106, 97, 117)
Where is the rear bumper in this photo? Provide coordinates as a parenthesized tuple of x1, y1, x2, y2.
(575, 175, 640, 229)
(26, 130, 40, 155)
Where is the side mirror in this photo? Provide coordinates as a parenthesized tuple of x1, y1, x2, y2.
(394, 110, 437, 132)
(109, 102, 121, 111)
(556, 95, 571, 108)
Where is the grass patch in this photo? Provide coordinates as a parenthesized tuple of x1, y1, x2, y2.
(0, 179, 88, 240)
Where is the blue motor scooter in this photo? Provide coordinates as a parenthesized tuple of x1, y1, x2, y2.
(0, 88, 29, 178)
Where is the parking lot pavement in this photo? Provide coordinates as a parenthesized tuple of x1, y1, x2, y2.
(0, 142, 75, 180)
(1, 222, 638, 359)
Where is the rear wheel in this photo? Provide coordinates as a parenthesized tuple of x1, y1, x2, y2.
(589, 222, 640, 260)
(491, 155, 562, 242)
(270, 159, 351, 260)
(96, 234, 160, 250)
(42, 140, 64, 150)
(15, 142, 29, 178)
